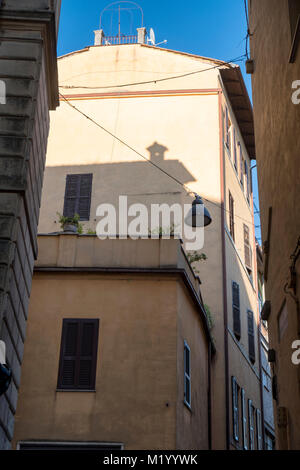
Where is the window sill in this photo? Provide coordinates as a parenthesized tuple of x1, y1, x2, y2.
(56, 389, 96, 392)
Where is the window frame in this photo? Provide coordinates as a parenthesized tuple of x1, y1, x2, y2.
(184, 340, 191, 409)
(232, 376, 239, 442)
(248, 399, 255, 450)
(232, 281, 241, 340)
(229, 191, 235, 242)
(63, 173, 93, 221)
(57, 318, 99, 391)
(241, 388, 248, 450)
(247, 310, 256, 364)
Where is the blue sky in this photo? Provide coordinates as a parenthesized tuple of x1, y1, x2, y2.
(57, 0, 261, 241)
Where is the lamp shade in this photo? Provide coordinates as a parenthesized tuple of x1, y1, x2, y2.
(185, 195, 212, 228)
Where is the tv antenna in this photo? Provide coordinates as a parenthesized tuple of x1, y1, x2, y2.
(100, 1, 144, 39)
(147, 27, 167, 47)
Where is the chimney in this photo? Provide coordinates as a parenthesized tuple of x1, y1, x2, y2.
(137, 27, 147, 44)
(94, 29, 105, 46)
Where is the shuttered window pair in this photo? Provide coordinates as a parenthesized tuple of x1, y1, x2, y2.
(63, 174, 93, 221)
(232, 282, 241, 340)
(57, 319, 99, 390)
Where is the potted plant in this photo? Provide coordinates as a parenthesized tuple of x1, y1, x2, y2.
(57, 213, 82, 233)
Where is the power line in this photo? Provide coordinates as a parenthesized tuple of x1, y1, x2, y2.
(59, 54, 246, 90)
(59, 92, 256, 228)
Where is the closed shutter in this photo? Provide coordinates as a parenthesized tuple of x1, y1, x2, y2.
(244, 161, 250, 201)
(241, 388, 248, 450)
(248, 399, 255, 450)
(240, 147, 244, 187)
(233, 129, 237, 169)
(232, 377, 239, 442)
(247, 311, 255, 363)
(229, 191, 235, 242)
(244, 224, 252, 270)
(63, 174, 93, 221)
(58, 319, 99, 390)
(232, 282, 241, 339)
(184, 341, 191, 407)
(256, 409, 262, 450)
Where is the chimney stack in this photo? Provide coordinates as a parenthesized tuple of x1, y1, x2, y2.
(137, 27, 147, 44)
(94, 29, 105, 46)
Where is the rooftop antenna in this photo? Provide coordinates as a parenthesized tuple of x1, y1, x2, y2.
(147, 27, 167, 47)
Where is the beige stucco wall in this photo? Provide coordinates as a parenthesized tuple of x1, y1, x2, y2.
(249, 0, 300, 449)
(13, 236, 210, 450)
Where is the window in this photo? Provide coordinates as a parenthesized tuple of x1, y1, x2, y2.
(244, 224, 252, 275)
(265, 430, 275, 450)
(248, 400, 255, 450)
(233, 129, 237, 170)
(63, 173, 93, 221)
(241, 389, 248, 450)
(240, 146, 244, 187)
(225, 107, 232, 152)
(57, 319, 99, 390)
(232, 282, 241, 340)
(288, 0, 300, 62)
(256, 409, 262, 450)
(184, 341, 191, 408)
(244, 161, 250, 202)
(229, 191, 235, 242)
(232, 377, 239, 442)
(247, 311, 255, 363)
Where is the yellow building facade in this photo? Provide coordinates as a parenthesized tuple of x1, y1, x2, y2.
(14, 41, 263, 450)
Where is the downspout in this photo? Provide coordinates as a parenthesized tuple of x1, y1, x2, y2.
(218, 90, 230, 450)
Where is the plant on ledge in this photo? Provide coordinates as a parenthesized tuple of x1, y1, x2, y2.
(186, 251, 207, 274)
(57, 213, 83, 234)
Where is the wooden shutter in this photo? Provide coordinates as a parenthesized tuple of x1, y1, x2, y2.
(244, 224, 252, 270)
(63, 174, 93, 221)
(240, 148, 244, 187)
(241, 388, 248, 450)
(248, 399, 255, 450)
(232, 282, 241, 339)
(58, 319, 99, 390)
(256, 409, 262, 450)
(229, 191, 235, 242)
(247, 311, 255, 363)
(244, 161, 250, 201)
(232, 377, 239, 442)
(233, 129, 237, 169)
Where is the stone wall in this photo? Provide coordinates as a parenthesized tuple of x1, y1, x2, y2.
(0, 1, 60, 448)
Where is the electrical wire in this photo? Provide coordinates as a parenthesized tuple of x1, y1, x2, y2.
(59, 92, 256, 227)
(58, 54, 246, 90)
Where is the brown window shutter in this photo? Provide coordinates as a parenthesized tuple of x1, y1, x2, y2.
(58, 319, 99, 390)
(229, 191, 235, 242)
(232, 282, 241, 340)
(247, 311, 255, 363)
(63, 174, 93, 221)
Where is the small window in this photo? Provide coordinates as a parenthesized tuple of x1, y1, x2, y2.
(244, 224, 253, 275)
(241, 388, 248, 450)
(63, 174, 93, 221)
(229, 191, 235, 242)
(225, 107, 232, 152)
(244, 161, 250, 203)
(232, 282, 241, 340)
(248, 400, 255, 450)
(57, 319, 99, 390)
(184, 341, 191, 408)
(232, 377, 239, 442)
(247, 311, 255, 363)
(256, 409, 262, 450)
(233, 129, 237, 170)
(240, 146, 244, 187)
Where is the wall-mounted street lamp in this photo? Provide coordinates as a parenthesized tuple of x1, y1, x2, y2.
(185, 195, 212, 228)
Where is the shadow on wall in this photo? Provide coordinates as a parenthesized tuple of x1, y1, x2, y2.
(39, 140, 200, 233)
